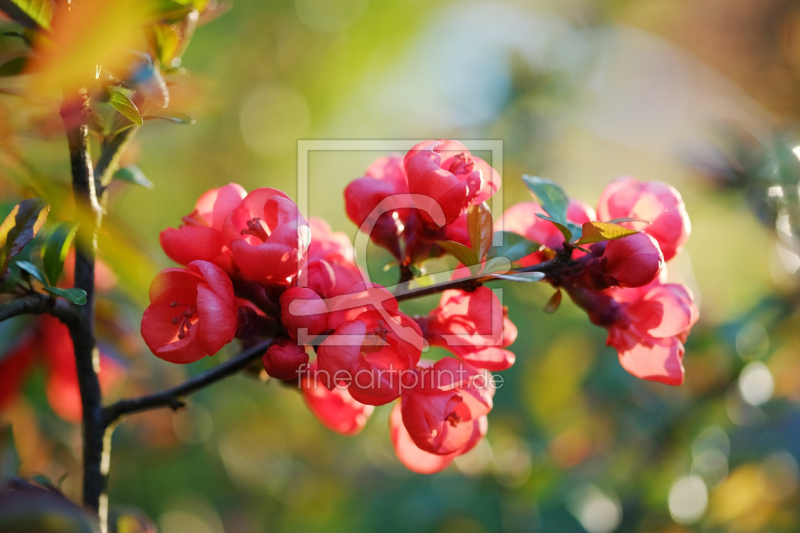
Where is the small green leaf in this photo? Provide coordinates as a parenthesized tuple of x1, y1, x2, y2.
(574, 221, 639, 245)
(0, 425, 19, 481)
(523, 175, 569, 224)
(492, 271, 546, 283)
(0, 0, 53, 30)
(436, 240, 479, 267)
(108, 90, 143, 126)
(543, 289, 562, 314)
(605, 217, 650, 225)
(488, 231, 541, 263)
(535, 212, 572, 241)
(41, 222, 78, 286)
(151, 0, 195, 22)
(0, 198, 48, 277)
(143, 112, 196, 125)
(44, 286, 87, 305)
(16, 260, 46, 285)
(0, 56, 27, 77)
(466, 202, 493, 260)
(113, 165, 154, 189)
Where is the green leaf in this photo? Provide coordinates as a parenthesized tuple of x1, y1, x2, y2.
(16, 260, 46, 285)
(0, 0, 54, 30)
(113, 165, 154, 189)
(0, 425, 19, 481)
(151, 0, 195, 22)
(606, 217, 650, 225)
(535, 212, 572, 241)
(574, 221, 639, 245)
(488, 231, 541, 263)
(492, 271, 546, 283)
(523, 175, 569, 224)
(467, 202, 493, 260)
(41, 222, 78, 286)
(143, 112, 196, 125)
(436, 240, 479, 267)
(108, 90, 143, 126)
(0, 56, 27, 77)
(44, 286, 87, 305)
(0, 198, 48, 278)
(543, 289, 562, 314)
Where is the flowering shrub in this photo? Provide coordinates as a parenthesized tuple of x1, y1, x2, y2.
(0, 1, 698, 525)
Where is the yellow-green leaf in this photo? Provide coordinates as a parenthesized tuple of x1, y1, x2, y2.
(41, 222, 78, 286)
(0, 198, 48, 277)
(574, 221, 639, 245)
(436, 240, 478, 267)
(0, 0, 54, 30)
(108, 90, 143, 125)
(467, 202, 493, 260)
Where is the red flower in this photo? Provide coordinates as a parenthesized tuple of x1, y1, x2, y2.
(300, 362, 374, 436)
(404, 140, 500, 226)
(567, 277, 699, 386)
(389, 359, 490, 473)
(141, 260, 240, 364)
(344, 155, 409, 258)
(0, 317, 123, 423)
(279, 287, 329, 343)
(316, 285, 423, 405)
(498, 199, 596, 266)
(607, 280, 698, 385)
(159, 183, 247, 274)
(222, 188, 311, 286)
(305, 218, 363, 297)
(262, 338, 309, 380)
(597, 176, 691, 262)
(420, 271, 517, 371)
(573, 232, 665, 291)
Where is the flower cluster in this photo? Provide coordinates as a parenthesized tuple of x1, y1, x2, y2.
(140, 141, 697, 474)
(500, 176, 697, 385)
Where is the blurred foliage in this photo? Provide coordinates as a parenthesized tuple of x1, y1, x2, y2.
(3, 0, 800, 532)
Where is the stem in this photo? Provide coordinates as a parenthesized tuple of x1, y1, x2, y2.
(61, 90, 106, 517)
(103, 339, 271, 427)
(0, 293, 77, 324)
(394, 257, 567, 302)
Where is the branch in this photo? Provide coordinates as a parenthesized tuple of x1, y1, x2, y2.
(0, 292, 79, 325)
(103, 339, 272, 427)
(393, 257, 568, 302)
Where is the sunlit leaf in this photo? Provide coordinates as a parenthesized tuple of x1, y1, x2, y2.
(605, 217, 650, 225)
(488, 231, 541, 263)
(16, 260, 46, 285)
(523, 175, 569, 224)
(41, 221, 78, 286)
(543, 289, 562, 314)
(151, 0, 195, 22)
(108, 90, 143, 126)
(0, 198, 48, 277)
(0, 0, 53, 30)
(492, 271, 546, 283)
(44, 286, 87, 305)
(574, 221, 639, 245)
(114, 165, 153, 189)
(143, 112, 195, 125)
(467, 202, 493, 260)
(436, 240, 478, 267)
(535, 212, 572, 241)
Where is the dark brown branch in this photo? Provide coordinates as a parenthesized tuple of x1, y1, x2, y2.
(0, 293, 78, 325)
(393, 257, 567, 302)
(61, 90, 105, 514)
(103, 339, 272, 427)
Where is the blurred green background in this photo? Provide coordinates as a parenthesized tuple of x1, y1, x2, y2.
(4, 0, 800, 531)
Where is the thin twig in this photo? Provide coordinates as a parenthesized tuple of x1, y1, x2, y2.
(103, 339, 272, 427)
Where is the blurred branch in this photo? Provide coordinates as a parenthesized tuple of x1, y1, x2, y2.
(0, 293, 79, 325)
(103, 338, 272, 428)
(60, 88, 106, 516)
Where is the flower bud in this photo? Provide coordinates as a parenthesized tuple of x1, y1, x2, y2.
(279, 287, 329, 342)
(263, 338, 309, 380)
